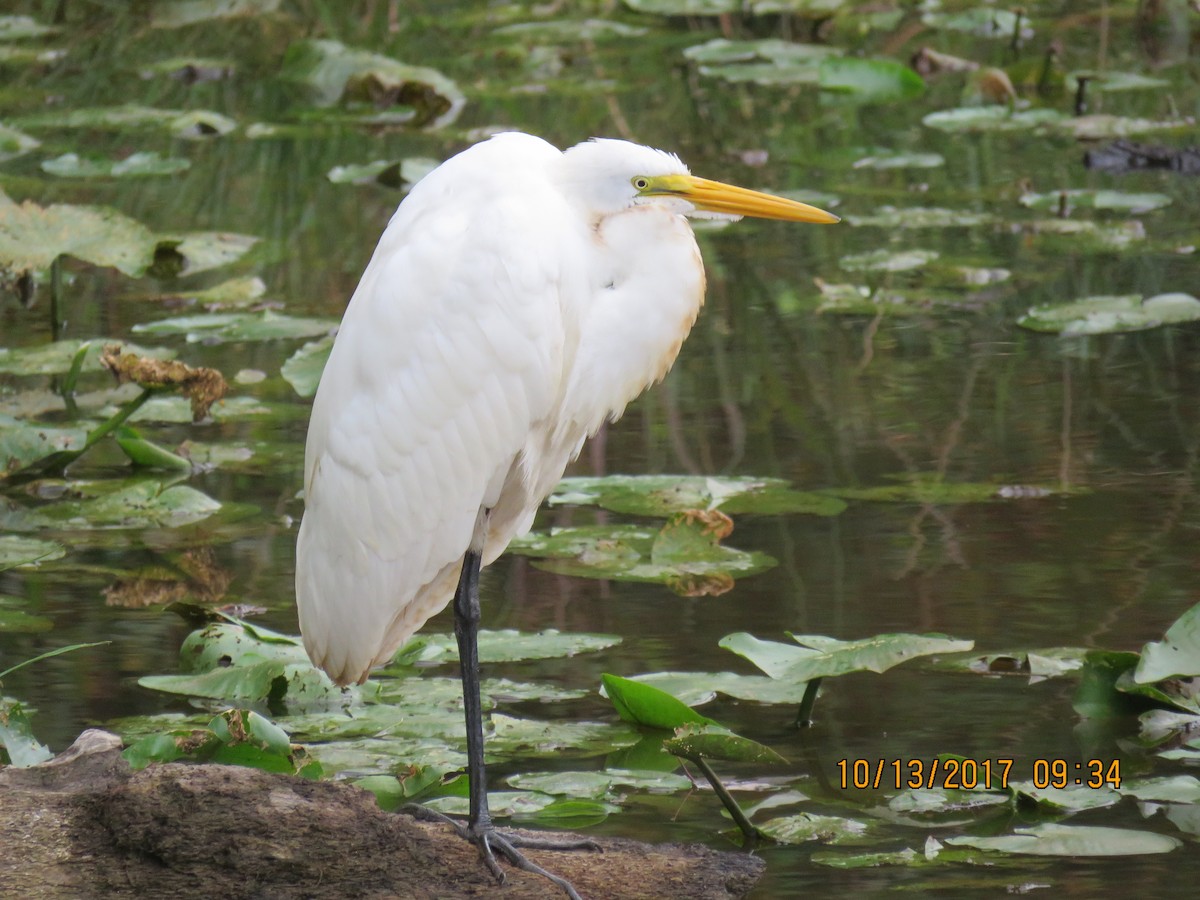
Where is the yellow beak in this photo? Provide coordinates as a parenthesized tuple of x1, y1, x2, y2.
(648, 174, 839, 224)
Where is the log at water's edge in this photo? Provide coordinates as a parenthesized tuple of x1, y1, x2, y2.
(0, 730, 764, 899)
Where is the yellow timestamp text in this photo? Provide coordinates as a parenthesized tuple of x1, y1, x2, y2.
(836, 757, 1122, 791)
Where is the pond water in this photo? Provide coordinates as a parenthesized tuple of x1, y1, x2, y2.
(2, 2, 1199, 897)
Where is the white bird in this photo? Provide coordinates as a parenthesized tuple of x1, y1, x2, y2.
(295, 132, 837, 897)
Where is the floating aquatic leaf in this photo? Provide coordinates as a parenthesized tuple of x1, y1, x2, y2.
(1019, 189, 1171, 214)
(819, 57, 924, 103)
(1067, 71, 1170, 93)
(687, 37, 840, 84)
(281, 335, 333, 397)
(119, 394, 274, 424)
(1009, 782, 1121, 811)
(1120, 775, 1200, 804)
(812, 843, 993, 868)
(932, 647, 1088, 679)
(494, 19, 648, 41)
(133, 310, 336, 343)
(0, 191, 160, 277)
(946, 824, 1180, 857)
(0, 413, 89, 476)
(0, 535, 65, 569)
(154, 231, 259, 277)
(846, 208, 994, 229)
(548, 473, 845, 517)
(839, 249, 938, 273)
(828, 478, 1063, 503)
(0, 124, 39, 162)
(1046, 115, 1194, 141)
(1135, 602, 1200, 683)
(923, 107, 1065, 133)
(488, 713, 640, 758)
(0, 598, 53, 632)
(41, 151, 191, 178)
(663, 722, 787, 764)
(853, 152, 945, 170)
(1021, 218, 1147, 251)
(282, 39, 464, 128)
(757, 812, 871, 845)
(10, 479, 222, 531)
(0, 15, 55, 40)
(393, 628, 621, 667)
(137, 56, 235, 81)
(923, 9, 1032, 39)
(17, 104, 235, 137)
(721, 631, 973, 682)
(623, 0, 738, 13)
(509, 520, 775, 595)
(150, 0, 282, 28)
(327, 157, 438, 188)
(628, 670, 813, 706)
(0, 698, 53, 767)
(602, 673, 718, 730)
(0, 339, 173, 377)
(146, 275, 267, 310)
(1019, 293, 1200, 336)
(887, 787, 1009, 814)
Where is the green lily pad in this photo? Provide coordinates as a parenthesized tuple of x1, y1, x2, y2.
(133, 311, 336, 343)
(1134, 601, 1200, 683)
(548, 474, 846, 517)
(628, 670, 813, 705)
(148, 275, 267, 310)
(41, 152, 191, 179)
(888, 787, 1010, 814)
(1046, 115, 1193, 141)
(686, 37, 840, 85)
(0, 339, 174, 377)
(13, 479, 222, 531)
(1120, 775, 1200, 804)
(327, 157, 438, 188)
(818, 57, 925, 103)
(852, 152, 945, 170)
(0, 191, 160, 277)
(757, 812, 872, 845)
(839, 249, 938, 273)
(0, 15, 54, 40)
(922, 107, 1066, 133)
(601, 673, 718, 730)
(623, 0, 738, 13)
(845, 208, 994, 229)
(18, 104, 235, 137)
(933, 647, 1088, 679)
(509, 519, 775, 596)
(1024, 218, 1148, 251)
(0, 535, 65, 569)
(0, 124, 39, 162)
(828, 478, 1061, 503)
(1018, 293, 1200, 336)
(488, 713, 640, 758)
(392, 629, 621, 666)
(923, 9, 1032, 39)
(663, 722, 787, 764)
(0, 698, 53, 767)
(945, 824, 1180, 857)
(0, 601, 53, 633)
(1009, 782, 1122, 811)
(721, 631, 973, 682)
(281, 335, 333, 397)
(493, 19, 648, 41)
(1067, 71, 1170, 93)
(281, 39, 464, 129)
(1019, 189, 1171, 214)
(150, 0, 283, 28)
(0, 413, 89, 476)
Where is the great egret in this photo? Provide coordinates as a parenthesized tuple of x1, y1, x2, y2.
(296, 132, 836, 897)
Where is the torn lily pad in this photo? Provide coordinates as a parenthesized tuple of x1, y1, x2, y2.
(493, 19, 648, 41)
(1018, 293, 1200, 336)
(327, 157, 438, 189)
(282, 39, 464, 128)
(548, 474, 845, 517)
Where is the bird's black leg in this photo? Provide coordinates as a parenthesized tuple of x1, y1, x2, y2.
(424, 547, 599, 899)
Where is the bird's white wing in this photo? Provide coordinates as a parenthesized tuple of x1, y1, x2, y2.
(296, 135, 578, 685)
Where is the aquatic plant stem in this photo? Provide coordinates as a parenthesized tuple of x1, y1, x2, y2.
(691, 756, 759, 844)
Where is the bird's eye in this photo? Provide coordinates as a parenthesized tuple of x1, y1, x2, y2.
(632, 177, 650, 191)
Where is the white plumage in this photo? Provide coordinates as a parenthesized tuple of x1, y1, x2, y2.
(295, 131, 836, 686)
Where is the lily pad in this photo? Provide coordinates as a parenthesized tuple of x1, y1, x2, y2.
(628, 670, 813, 706)
(548, 474, 846, 517)
(150, 0, 283, 28)
(11, 479, 222, 531)
(0, 15, 55, 40)
(41, 152, 191, 179)
(623, 0, 738, 13)
(1018, 293, 1200, 337)
(0, 698, 52, 767)
(0, 339, 174, 377)
(153, 231, 259, 277)
(1018, 189, 1171, 214)
(757, 812, 872, 845)
(839, 249, 938, 273)
(1067, 71, 1170, 93)
(828, 478, 1062, 504)
(1046, 115, 1194, 141)
(0, 535, 65, 569)
(846, 208, 994, 229)
(282, 39, 464, 129)
(1021, 218, 1147, 251)
(945, 824, 1180, 857)
(493, 19, 648, 41)
(818, 57, 925, 103)
(18, 104, 235, 137)
(488, 713, 640, 758)
(601, 673, 718, 730)
(392, 628, 620, 667)
(686, 37, 841, 85)
(0, 124, 39, 162)
(327, 157, 438, 189)
(923, 9, 1032, 39)
(281, 335, 333, 397)
(1135, 602, 1200, 683)
(922, 107, 1065, 133)
(133, 311, 336, 343)
(0, 413, 89, 476)
(721, 631, 973, 682)
(852, 152, 945, 170)
(1120, 775, 1200, 804)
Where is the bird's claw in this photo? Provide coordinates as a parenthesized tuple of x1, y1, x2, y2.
(401, 804, 599, 899)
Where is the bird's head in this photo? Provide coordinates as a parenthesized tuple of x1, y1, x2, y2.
(559, 137, 838, 226)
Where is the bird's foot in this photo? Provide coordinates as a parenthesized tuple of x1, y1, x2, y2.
(402, 804, 600, 899)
